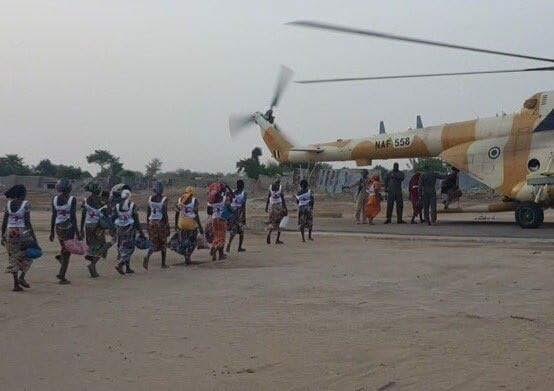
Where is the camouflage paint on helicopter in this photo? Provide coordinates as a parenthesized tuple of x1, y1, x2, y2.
(254, 91, 554, 205)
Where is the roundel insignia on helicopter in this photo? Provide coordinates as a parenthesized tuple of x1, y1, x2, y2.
(488, 146, 501, 160)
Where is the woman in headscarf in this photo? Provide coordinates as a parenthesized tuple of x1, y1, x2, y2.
(295, 179, 315, 242)
(50, 178, 80, 285)
(265, 179, 287, 245)
(226, 179, 247, 253)
(1, 185, 36, 291)
(353, 169, 370, 224)
(80, 182, 110, 278)
(207, 183, 230, 261)
(175, 186, 203, 265)
(114, 189, 145, 275)
(409, 172, 423, 224)
(143, 181, 170, 270)
(107, 183, 131, 242)
(365, 174, 383, 224)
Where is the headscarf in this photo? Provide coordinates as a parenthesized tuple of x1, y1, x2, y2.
(152, 180, 164, 195)
(271, 180, 281, 192)
(55, 178, 72, 194)
(120, 189, 132, 210)
(110, 183, 131, 204)
(180, 186, 196, 205)
(4, 184, 26, 199)
(111, 183, 130, 196)
(84, 181, 101, 195)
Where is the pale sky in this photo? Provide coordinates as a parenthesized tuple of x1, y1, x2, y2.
(1, 0, 553, 174)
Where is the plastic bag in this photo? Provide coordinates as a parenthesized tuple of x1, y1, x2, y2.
(25, 243, 43, 260)
(221, 205, 234, 221)
(64, 239, 89, 255)
(135, 236, 153, 250)
(169, 233, 184, 254)
(279, 215, 290, 230)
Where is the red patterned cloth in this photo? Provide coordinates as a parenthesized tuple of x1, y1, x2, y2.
(211, 218, 227, 250)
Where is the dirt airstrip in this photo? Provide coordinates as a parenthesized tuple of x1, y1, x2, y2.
(1, 198, 553, 390)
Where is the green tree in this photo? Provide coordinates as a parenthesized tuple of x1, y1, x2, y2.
(55, 164, 91, 180)
(120, 169, 144, 179)
(411, 158, 448, 173)
(86, 150, 123, 177)
(145, 158, 163, 179)
(262, 162, 284, 177)
(0, 154, 32, 176)
(236, 147, 264, 179)
(35, 159, 58, 177)
(35, 159, 91, 179)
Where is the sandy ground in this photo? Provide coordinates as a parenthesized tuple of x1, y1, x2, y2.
(1, 207, 554, 390)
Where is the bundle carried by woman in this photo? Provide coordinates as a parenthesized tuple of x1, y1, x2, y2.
(207, 182, 226, 204)
(177, 187, 198, 230)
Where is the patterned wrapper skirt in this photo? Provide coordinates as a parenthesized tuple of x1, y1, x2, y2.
(298, 205, 313, 230)
(211, 218, 227, 249)
(5, 228, 32, 274)
(180, 229, 198, 256)
(410, 191, 422, 214)
(227, 210, 244, 236)
(148, 220, 170, 252)
(269, 204, 284, 230)
(85, 223, 110, 259)
(56, 220, 75, 255)
(366, 195, 381, 220)
(116, 225, 136, 264)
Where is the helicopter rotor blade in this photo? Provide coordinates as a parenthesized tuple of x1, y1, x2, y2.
(270, 65, 294, 109)
(229, 113, 255, 138)
(288, 20, 554, 63)
(296, 66, 554, 84)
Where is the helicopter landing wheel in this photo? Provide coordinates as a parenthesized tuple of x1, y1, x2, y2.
(515, 204, 544, 229)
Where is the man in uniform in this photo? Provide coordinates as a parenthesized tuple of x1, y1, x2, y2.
(384, 163, 405, 224)
(419, 170, 447, 225)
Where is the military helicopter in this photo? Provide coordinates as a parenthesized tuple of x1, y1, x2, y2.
(229, 21, 553, 228)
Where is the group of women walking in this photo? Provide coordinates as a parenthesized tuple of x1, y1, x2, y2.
(1, 177, 317, 292)
(1, 178, 247, 292)
(265, 178, 315, 243)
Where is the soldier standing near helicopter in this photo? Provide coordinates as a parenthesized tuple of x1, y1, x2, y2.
(384, 163, 405, 224)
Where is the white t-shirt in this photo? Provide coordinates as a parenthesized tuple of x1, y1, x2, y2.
(148, 196, 167, 221)
(54, 195, 74, 225)
(6, 200, 29, 228)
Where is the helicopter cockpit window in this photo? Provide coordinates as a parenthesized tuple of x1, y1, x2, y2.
(528, 158, 540, 172)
